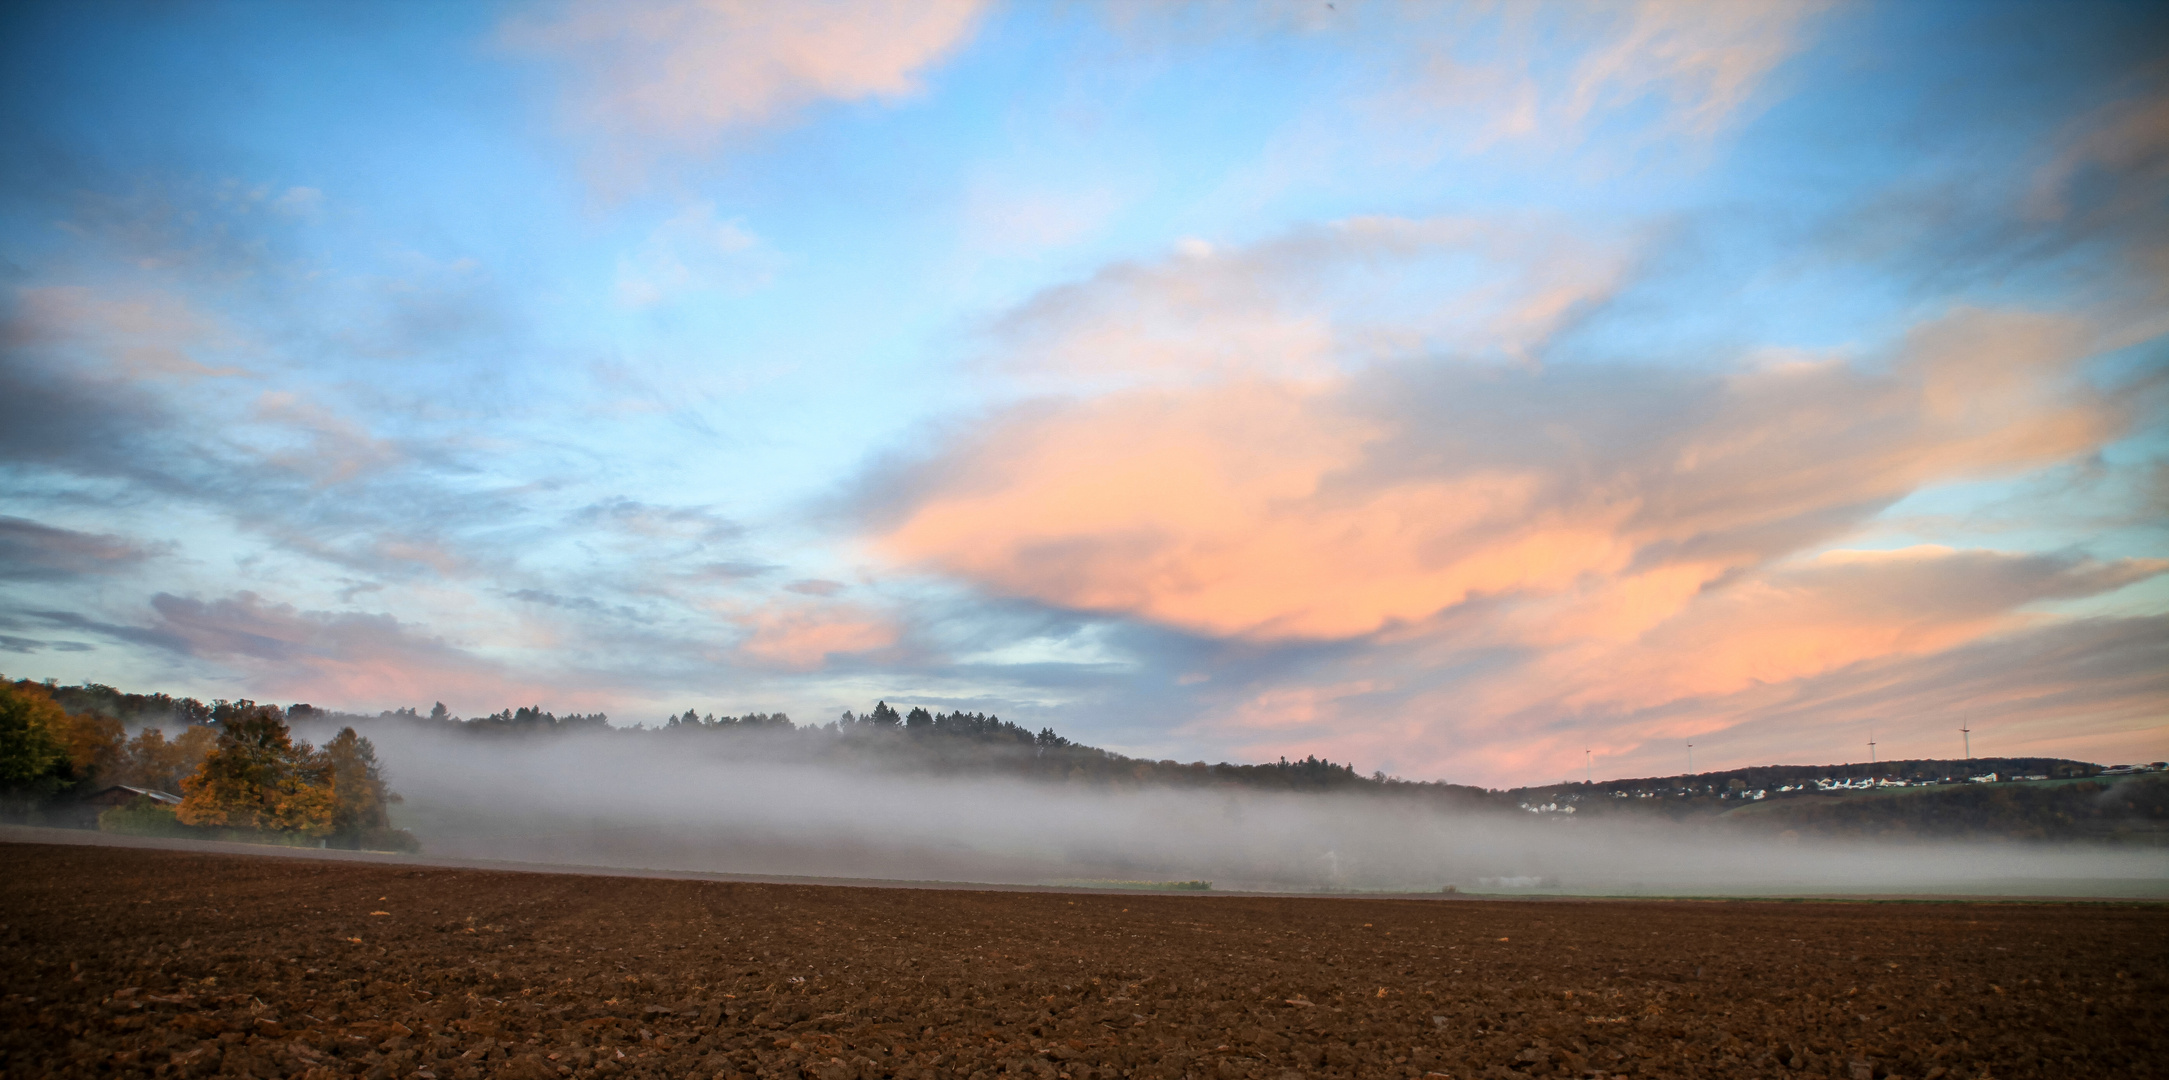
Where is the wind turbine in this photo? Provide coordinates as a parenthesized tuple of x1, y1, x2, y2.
(1586, 748, 1593, 785)
(1686, 743, 1694, 776)
(1961, 722, 1971, 761)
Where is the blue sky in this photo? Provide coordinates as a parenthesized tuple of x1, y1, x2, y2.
(2, 0, 2164, 786)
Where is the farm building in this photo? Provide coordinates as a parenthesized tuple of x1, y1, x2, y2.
(55, 785, 183, 829)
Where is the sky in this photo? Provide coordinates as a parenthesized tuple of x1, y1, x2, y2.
(0, 0, 2164, 788)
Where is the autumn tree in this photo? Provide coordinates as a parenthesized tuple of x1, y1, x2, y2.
(0, 678, 137, 799)
(0, 681, 71, 795)
(111, 725, 217, 793)
(176, 702, 334, 836)
(52, 706, 123, 783)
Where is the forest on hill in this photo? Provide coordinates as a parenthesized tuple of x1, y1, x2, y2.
(4, 676, 2164, 852)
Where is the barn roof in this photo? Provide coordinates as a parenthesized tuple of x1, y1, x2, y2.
(86, 784, 183, 806)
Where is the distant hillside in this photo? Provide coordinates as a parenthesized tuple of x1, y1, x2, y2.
(1498, 757, 2169, 843)
(1508, 758, 2107, 813)
(334, 698, 1501, 805)
(1729, 774, 2169, 843)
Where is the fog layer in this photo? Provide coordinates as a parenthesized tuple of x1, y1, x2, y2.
(301, 723, 2167, 898)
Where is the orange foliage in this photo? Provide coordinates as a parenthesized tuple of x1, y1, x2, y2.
(176, 704, 336, 837)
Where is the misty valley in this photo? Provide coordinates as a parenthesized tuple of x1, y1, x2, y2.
(6, 677, 2164, 899)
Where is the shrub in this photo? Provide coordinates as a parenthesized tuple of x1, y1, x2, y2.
(97, 796, 192, 838)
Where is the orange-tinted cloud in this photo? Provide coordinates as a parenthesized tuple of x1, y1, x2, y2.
(1203, 598, 2166, 788)
(884, 297, 2124, 646)
(1506, 547, 2165, 718)
(865, 223, 2159, 781)
(735, 601, 898, 672)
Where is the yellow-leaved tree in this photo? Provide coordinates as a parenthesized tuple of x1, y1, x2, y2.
(177, 703, 335, 837)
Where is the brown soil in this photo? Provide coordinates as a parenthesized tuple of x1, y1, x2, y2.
(3, 843, 2164, 1080)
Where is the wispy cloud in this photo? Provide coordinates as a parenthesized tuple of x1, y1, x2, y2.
(1222, 0, 1830, 184)
(983, 216, 1634, 389)
(1561, 0, 1828, 140)
(0, 516, 166, 581)
(507, 0, 988, 185)
(142, 591, 521, 707)
(50, 178, 324, 279)
(571, 497, 743, 545)
(9, 287, 248, 379)
(615, 202, 770, 307)
(0, 286, 215, 483)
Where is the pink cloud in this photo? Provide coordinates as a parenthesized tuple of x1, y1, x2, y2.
(10, 286, 247, 379)
(251, 391, 404, 487)
(146, 591, 564, 713)
(735, 601, 898, 672)
(508, 0, 987, 185)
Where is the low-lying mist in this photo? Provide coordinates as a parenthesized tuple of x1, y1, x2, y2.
(294, 721, 2166, 899)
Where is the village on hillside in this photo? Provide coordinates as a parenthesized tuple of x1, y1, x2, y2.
(1513, 759, 2168, 814)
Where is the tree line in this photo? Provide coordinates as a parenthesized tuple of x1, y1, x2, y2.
(0, 677, 413, 850)
(409, 695, 1463, 796)
(1, 676, 1484, 816)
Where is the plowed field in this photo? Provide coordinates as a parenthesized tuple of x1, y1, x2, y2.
(3, 842, 2163, 1080)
